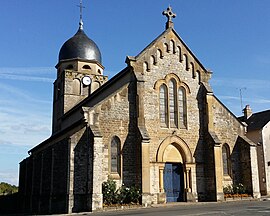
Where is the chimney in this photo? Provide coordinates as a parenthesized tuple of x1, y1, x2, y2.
(243, 105, 252, 119)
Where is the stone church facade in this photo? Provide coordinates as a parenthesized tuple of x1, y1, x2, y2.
(18, 6, 261, 214)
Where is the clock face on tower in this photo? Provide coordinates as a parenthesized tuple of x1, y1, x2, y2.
(82, 76, 91, 86)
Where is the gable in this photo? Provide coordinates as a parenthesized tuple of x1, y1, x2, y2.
(126, 27, 212, 83)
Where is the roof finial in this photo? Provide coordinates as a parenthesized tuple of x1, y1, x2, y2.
(78, 0, 85, 30)
(162, 6, 176, 29)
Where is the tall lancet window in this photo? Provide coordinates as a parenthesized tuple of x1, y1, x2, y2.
(169, 79, 177, 128)
(178, 87, 187, 128)
(111, 136, 121, 174)
(159, 84, 168, 127)
(222, 144, 230, 176)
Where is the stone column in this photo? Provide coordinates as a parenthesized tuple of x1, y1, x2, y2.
(185, 167, 191, 192)
(158, 163, 166, 204)
(91, 136, 104, 210)
(67, 138, 74, 214)
(159, 165, 165, 193)
(185, 163, 197, 202)
(141, 141, 151, 206)
(214, 144, 224, 201)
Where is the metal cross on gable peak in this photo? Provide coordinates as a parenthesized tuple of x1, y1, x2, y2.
(163, 6, 177, 22)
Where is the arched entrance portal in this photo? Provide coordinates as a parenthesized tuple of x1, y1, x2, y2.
(157, 136, 195, 202)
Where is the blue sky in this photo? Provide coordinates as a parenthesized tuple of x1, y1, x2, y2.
(0, 0, 270, 185)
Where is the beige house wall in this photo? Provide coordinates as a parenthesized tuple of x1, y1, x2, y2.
(262, 122, 270, 195)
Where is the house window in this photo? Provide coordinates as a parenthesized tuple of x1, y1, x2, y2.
(159, 78, 187, 129)
(111, 136, 121, 174)
(222, 144, 230, 176)
(160, 84, 168, 127)
(178, 87, 187, 128)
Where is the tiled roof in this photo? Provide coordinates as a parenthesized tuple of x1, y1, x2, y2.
(239, 109, 270, 131)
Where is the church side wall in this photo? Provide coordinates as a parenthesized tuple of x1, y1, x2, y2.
(211, 97, 244, 143)
(18, 157, 33, 213)
(210, 96, 254, 192)
(97, 78, 141, 188)
(71, 127, 93, 212)
(22, 138, 69, 214)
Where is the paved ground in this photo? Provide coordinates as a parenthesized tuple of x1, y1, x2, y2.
(72, 199, 270, 216)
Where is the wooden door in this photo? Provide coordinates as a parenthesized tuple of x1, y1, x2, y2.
(163, 163, 184, 202)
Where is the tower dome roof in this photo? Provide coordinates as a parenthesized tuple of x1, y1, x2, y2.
(58, 28, 102, 63)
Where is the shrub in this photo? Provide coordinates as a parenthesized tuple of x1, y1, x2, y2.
(102, 179, 141, 205)
(223, 184, 233, 195)
(223, 183, 246, 195)
(233, 183, 246, 194)
(102, 178, 117, 205)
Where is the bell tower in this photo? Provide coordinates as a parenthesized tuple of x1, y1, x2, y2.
(52, 0, 108, 133)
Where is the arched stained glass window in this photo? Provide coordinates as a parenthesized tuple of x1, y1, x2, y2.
(111, 136, 121, 174)
(222, 144, 230, 175)
(160, 84, 168, 127)
(169, 79, 177, 128)
(178, 87, 187, 128)
(159, 78, 188, 129)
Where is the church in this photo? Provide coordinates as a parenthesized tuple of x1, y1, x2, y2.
(18, 5, 261, 214)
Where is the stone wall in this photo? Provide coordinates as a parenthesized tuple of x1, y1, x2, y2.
(263, 122, 270, 195)
(126, 29, 211, 204)
(72, 127, 91, 212)
(97, 78, 142, 188)
(19, 138, 70, 214)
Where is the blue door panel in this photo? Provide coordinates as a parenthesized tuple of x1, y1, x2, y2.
(164, 163, 184, 202)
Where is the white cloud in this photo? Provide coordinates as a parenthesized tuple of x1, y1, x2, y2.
(0, 76, 52, 147)
(0, 66, 54, 75)
(0, 74, 54, 82)
(0, 66, 55, 83)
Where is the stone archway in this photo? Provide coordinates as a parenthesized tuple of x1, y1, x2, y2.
(156, 135, 193, 163)
(156, 135, 196, 202)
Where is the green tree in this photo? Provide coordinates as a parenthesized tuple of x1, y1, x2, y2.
(0, 182, 18, 196)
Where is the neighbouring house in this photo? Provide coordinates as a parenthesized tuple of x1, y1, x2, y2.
(239, 105, 270, 196)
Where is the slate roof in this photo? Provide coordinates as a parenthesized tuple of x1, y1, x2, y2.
(239, 109, 270, 131)
(59, 28, 102, 63)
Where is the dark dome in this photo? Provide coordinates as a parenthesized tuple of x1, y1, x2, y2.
(59, 28, 102, 63)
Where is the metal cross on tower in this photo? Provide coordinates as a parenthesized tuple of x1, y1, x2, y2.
(78, 0, 85, 30)
(163, 6, 176, 29)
